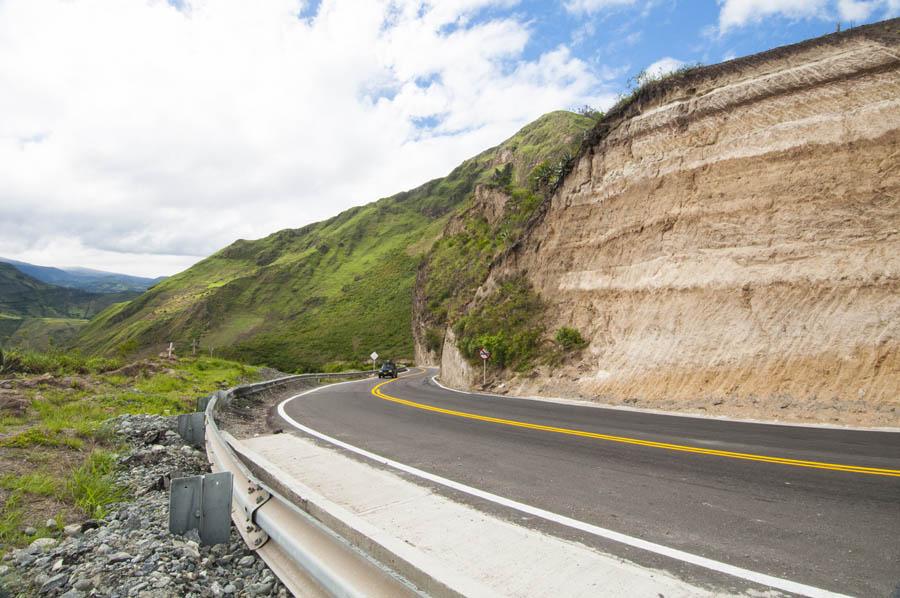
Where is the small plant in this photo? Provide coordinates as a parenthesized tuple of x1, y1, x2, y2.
(529, 160, 553, 192)
(490, 163, 513, 189)
(0, 492, 25, 547)
(528, 153, 574, 194)
(609, 62, 703, 116)
(555, 327, 587, 351)
(66, 450, 127, 519)
(116, 338, 139, 357)
(576, 105, 605, 121)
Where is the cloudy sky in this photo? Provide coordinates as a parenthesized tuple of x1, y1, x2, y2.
(1, 0, 896, 277)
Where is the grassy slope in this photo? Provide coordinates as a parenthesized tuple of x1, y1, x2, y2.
(0, 354, 257, 554)
(78, 111, 594, 372)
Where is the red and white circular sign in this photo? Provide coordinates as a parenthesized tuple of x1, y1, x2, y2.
(479, 348, 491, 360)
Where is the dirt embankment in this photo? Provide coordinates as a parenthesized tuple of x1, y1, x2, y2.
(441, 21, 900, 426)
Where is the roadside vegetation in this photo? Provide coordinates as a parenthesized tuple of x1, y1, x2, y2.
(0, 352, 258, 556)
(0, 347, 120, 377)
(453, 275, 546, 371)
(421, 112, 593, 359)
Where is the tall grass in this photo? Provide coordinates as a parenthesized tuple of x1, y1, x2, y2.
(0, 348, 121, 377)
(0, 472, 61, 497)
(66, 450, 127, 519)
(0, 492, 24, 546)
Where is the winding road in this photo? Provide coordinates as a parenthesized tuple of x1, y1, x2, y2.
(275, 368, 900, 597)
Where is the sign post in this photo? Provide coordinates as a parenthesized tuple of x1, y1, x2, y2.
(479, 348, 490, 387)
(370, 351, 379, 372)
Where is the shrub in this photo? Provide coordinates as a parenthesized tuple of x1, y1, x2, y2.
(555, 327, 587, 351)
(455, 275, 545, 370)
(576, 104, 605, 121)
(116, 339, 139, 357)
(490, 163, 513, 189)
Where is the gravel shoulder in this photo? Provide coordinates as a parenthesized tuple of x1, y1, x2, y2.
(0, 414, 287, 598)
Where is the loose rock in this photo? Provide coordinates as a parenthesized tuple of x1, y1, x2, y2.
(2, 413, 286, 597)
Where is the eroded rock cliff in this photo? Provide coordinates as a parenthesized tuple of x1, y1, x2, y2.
(441, 21, 900, 425)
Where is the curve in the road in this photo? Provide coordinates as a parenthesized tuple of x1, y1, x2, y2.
(276, 373, 862, 598)
(372, 372, 900, 477)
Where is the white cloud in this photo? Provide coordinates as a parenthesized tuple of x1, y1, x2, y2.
(0, 0, 606, 277)
(640, 57, 686, 81)
(718, 0, 828, 31)
(717, 0, 896, 31)
(836, 0, 879, 19)
(564, 0, 637, 15)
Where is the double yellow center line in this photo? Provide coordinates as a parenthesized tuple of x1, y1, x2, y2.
(372, 376, 900, 477)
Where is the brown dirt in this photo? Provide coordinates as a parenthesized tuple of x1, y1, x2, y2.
(0, 391, 28, 417)
(439, 21, 900, 427)
(0, 449, 85, 531)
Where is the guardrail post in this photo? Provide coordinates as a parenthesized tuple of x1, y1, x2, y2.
(169, 471, 233, 545)
(177, 412, 206, 449)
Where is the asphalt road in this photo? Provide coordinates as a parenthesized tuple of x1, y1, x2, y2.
(277, 368, 900, 597)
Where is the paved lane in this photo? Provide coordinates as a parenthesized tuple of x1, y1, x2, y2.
(278, 368, 900, 596)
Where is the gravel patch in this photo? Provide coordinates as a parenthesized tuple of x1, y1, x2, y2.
(0, 414, 287, 597)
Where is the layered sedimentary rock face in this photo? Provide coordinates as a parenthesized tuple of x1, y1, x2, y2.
(445, 22, 900, 424)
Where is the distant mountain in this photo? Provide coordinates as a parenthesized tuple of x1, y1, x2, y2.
(0, 263, 137, 320)
(0, 258, 165, 294)
(0, 262, 141, 349)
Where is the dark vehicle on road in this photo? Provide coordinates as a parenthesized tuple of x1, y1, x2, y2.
(377, 361, 398, 378)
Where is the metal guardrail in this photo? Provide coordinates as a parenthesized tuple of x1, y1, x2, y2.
(200, 371, 419, 597)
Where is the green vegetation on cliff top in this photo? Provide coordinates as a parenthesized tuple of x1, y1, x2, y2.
(77, 111, 596, 372)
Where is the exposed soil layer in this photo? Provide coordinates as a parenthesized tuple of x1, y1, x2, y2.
(441, 21, 900, 427)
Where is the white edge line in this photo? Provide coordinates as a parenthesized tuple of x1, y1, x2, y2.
(428, 373, 900, 433)
(276, 379, 849, 598)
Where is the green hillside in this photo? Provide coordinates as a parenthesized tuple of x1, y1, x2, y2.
(78, 111, 595, 371)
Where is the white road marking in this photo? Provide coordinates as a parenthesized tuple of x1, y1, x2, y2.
(277, 378, 850, 598)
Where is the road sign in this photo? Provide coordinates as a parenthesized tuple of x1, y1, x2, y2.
(370, 351, 379, 361)
(479, 348, 490, 386)
(479, 348, 490, 360)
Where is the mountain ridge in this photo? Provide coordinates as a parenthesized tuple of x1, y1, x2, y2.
(0, 263, 139, 349)
(0, 257, 165, 294)
(76, 111, 596, 370)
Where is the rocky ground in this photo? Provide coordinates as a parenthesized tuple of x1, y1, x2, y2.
(0, 414, 287, 598)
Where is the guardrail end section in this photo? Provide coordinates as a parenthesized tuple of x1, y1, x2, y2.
(196, 395, 212, 412)
(169, 471, 233, 545)
(177, 412, 206, 449)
